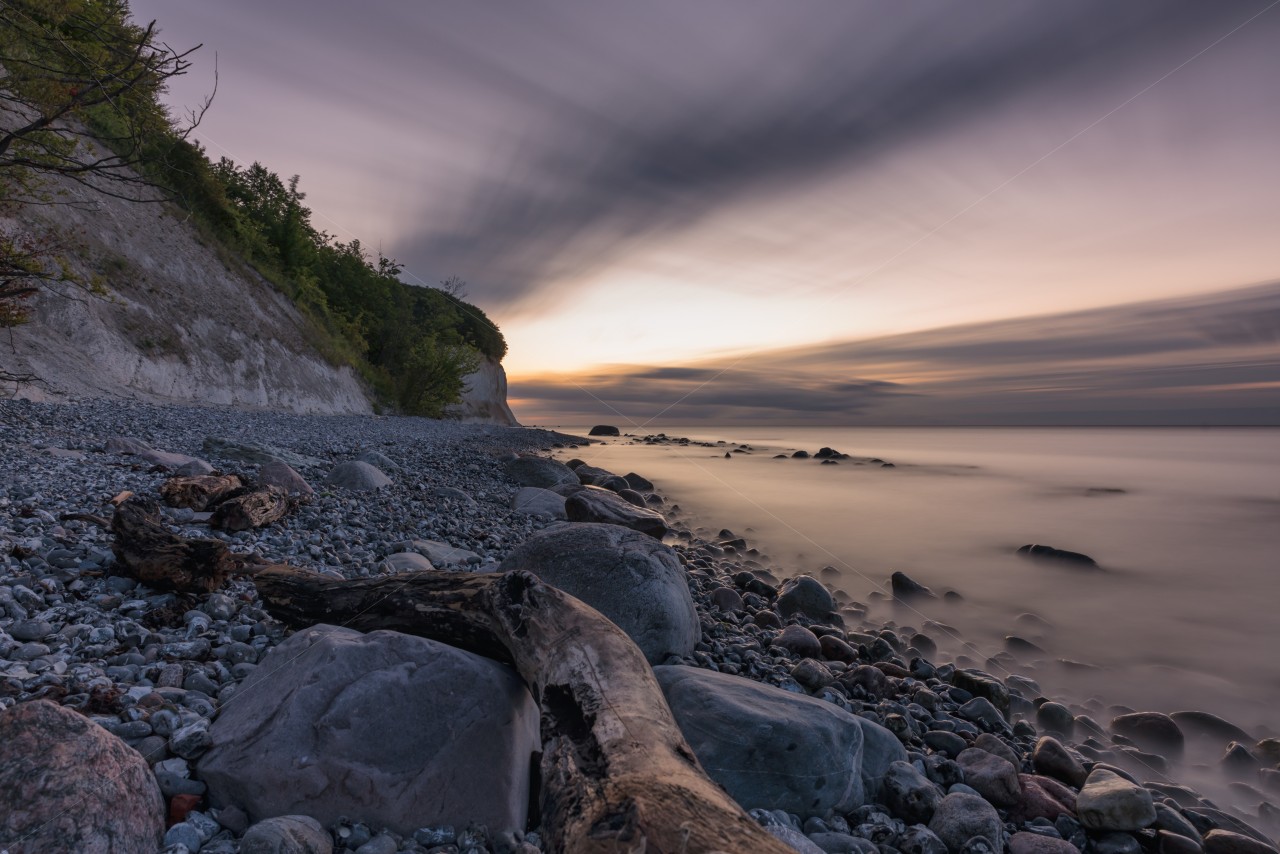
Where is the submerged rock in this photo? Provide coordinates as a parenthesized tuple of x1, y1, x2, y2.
(588, 424, 620, 436)
(1016, 544, 1098, 567)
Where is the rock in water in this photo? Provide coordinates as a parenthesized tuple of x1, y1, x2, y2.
(199, 624, 539, 836)
(498, 523, 697, 663)
(1110, 712, 1185, 758)
(1016, 544, 1098, 567)
(777, 575, 838, 621)
(503, 455, 580, 489)
(323, 460, 391, 491)
(655, 665, 905, 815)
(564, 485, 668, 538)
(1076, 768, 1157, 831)
(0, 699, 165, 853)
(588, 424, 620, 436)
(891, 571, 935, 599)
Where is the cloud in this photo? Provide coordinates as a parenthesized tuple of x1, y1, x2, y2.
(513, 282, 1280, 425)
(390, 0, 1265, 307)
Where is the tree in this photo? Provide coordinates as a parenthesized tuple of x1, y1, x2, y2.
(0, 0, 210, 384)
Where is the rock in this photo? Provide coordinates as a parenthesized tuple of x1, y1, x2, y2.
(355, 449, 399, 471)
(1169, 711, 1250, 744)
(710, 586, 744, 612)
(0, 699, 165, 853)
(498, 523, 697, 663)
(105, 436, 153, 455)
(958, 697, 1007, 730)
(8, 619, 52, 641)
(813, 830, 880, 854)
(773, 625, 823, 659)
(1160, 831, 1204, 854)
(956, 747, 1021, 808)
(408, 539, 480, 567)
(791, 658, 835, 692)
(899, 827, 950, 854)
(1093, 832, 1143, 854)
(1033, 736, 1088, 787)
(1008, 832, 1079, 854)
(257, 462, 313, 497)
(1016, 544, 1098, 567)
(777, 575, 838, 621)
(139, 448, 205, 469)
(1076, 768, 1156, 831)
(973, 733, 1019, 768)
(511, 486, 567, 520)
(564, 485, 668, 538)
(766, 825, 826, 854)
(882, 760, 944, 823)
(1203, 830, 1279, 854)
(1036, 702, 1075, 737)
(380, 551, 435, 572)
(1222, 741, 1260, 773)
(927, 792, 1003, 853)
(1256, 738, 1280, 765)
(164, 822, 203, 852)
(199, 624, 539, 835)
(891, 571, 934, 599)
(202, 437, 323, 468)
(240, 815, 333, 854)
(427, 486, 476, 505)
(588, 425, 621, 436)
(819, 634, 858, 663)
(924, 730, 969, 758)
(323, 460, 391, 491)
(655, 665, 902, 814)
(950, 669, 1010, 713)
(1011, 774, 1077, 823)
(1153, 803, 1202, 842)
(1110, 712, 1184, 758)
(503, 455, 580, 489)
(176, 458, 216, 476)
(623, 472, 654, 491)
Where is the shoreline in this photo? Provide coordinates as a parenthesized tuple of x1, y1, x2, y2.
(1, 401, 1277, 853)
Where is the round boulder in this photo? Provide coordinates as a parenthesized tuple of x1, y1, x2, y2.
(511, 486, 568, 520)
(654, 665, 904, 815)
(199, 625, 539, 836)
(777, 575, 837, 621)
(503, 455, 580, 489)
(323, 460, 390, 491)
(588, 425, 620, 436)
(0, 699, 165, 853)
(498, 523, 697, 663)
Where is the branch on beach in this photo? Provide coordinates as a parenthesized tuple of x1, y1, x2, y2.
(109, 495, 242, 593)
(254, 565, 794, 854)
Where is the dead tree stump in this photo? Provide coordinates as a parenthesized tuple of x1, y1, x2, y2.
(211, 486, 290, 532)
(254, 566, 792, 854)
(110, 496, 239, 593)
(159, 474, 244, 511)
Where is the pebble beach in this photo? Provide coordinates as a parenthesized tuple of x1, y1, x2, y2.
(2, 400, 1277, 854)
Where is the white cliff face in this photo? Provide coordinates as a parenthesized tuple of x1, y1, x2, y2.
(4, 165, 372, 414)
(447, 357, 519, 426)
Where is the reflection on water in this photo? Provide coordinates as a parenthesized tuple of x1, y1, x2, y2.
(556, 427, 1280, 734)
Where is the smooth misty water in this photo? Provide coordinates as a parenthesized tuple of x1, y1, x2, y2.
(554, 427, 1280, 733)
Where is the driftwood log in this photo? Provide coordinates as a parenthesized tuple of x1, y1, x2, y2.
(211, 486, 290, 532)
(255, 566, 793, 854)
(110, 496, 241, 593)
(159, 474, 245, 511)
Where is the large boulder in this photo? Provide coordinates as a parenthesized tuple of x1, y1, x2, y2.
(324, 460, 391, 491)
(564, 486, 668, 538)
(511, 486, 567, 520)
(498, 523, 697, 663)
(777, 575, 838, 621)
(199, 624, 539, 835)
(654, 665, 904, 815)
(956, 747, 1021, 808)
(588, 425, 620, 436)
(258, 461, 314, 498)
(0, 699, 165, 853)
(1110, 712, 1184, 758)
(928, 792, 1003, 853)
(503, 455, 580, 489)
(240, 816, 333, 854)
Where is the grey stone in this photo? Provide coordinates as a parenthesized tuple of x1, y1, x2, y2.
(655, 665, 901, 815)
(777, 575, 837, 621)
(1110, 712, 1184, 758)
(202, 437, 324, 468)
(409, 539, 480, 567)
(898, 827, 950, 854)
(623, 472, 654, 491)
(766, 825, 826, 853)
(927, 792, 1003, 853)
(323, 460, 390, 491)
(105, 436, 154, 455)
(199, 624, 539, 835)
(257, 462, 313, 497)
(512, 486, 567, 520)
(165, 822, 203, 852)
(564, 485, 668, 538)
(1203, 830, 1279, 854)
(950, 670, 1009, 713)
(176, 459, 216, 476)
(1008, 832, 1079, 854)
(1032, 736, 1087, 787)
(1076, 768, 1156, 831)
(503, 455, 580, 489)
(355, 450, 399, 471)
(499, 523, 697, 663)
(958, 697, 1006, 730)
(882, 759, 944, 823)
(0, 699, 165, 853)
(380, 551, 435, 573)
(973, 733, 1019, 768)
(240, 816, 333, 854)
(8, 618, 52, 641)
(140, 448, 205, 469)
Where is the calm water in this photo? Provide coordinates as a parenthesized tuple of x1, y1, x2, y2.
(551, 427, 1280, 734)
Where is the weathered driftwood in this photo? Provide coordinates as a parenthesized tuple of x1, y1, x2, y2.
(159, 474, 245, 511)
(255, 566, 792, 854)
(211, 486, 290, 532)
(110, 496, 240, 593)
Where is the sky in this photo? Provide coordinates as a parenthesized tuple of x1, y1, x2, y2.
(133, 0, 1280, 425)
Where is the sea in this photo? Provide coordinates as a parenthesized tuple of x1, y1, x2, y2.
(547, 426, 1280, 737)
